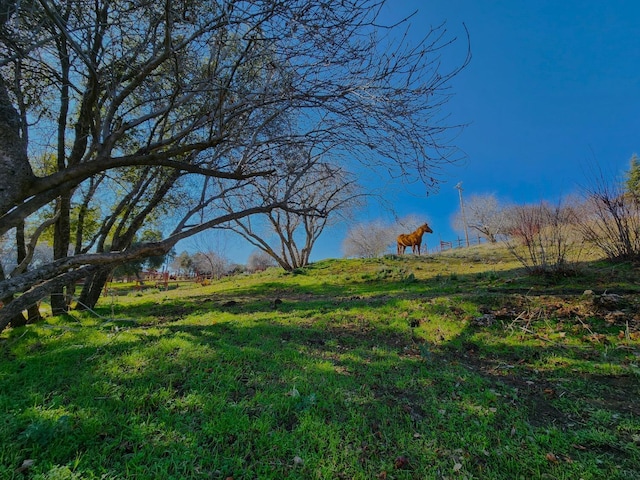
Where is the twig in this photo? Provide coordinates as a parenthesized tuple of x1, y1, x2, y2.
(576, 316, 594, 336)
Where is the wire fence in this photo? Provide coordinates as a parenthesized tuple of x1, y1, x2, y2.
(429, 234, 486, 254)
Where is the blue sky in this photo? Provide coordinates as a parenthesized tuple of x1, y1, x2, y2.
(320, 0, 639, 256)
(199, 1, 640, 263)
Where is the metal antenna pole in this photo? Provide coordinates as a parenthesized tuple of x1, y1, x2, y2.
(455, 182, 470, 247)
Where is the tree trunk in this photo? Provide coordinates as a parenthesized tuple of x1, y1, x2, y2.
(0, 262, 27, 328)
(0, 267, 90, 333)
(0, 75, 34, 217)
(16, 221, 42, 324)
(77, 266, 112, 311)
(51, 192, 72, 314)
(0, 221, 41, 328)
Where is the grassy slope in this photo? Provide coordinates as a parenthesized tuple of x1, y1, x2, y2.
(1, 244, 639, 479)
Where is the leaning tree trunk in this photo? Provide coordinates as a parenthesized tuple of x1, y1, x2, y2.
(51, 192, 73, 314)
(0, 263, 27, 328)
(76, 265, 112, 311)
(0, 71, 35, 327)
(15, 221, 42, 324)
(49, 29, 75, 315)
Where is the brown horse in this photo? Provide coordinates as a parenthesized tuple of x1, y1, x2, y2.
(397, 223, 433, 255)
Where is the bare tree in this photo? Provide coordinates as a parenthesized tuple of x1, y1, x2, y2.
(0, 0, 469, 331)
(246, 250, 277, 272)
(576, 165, 640, 262)
(503, 201, 582, 275)
(224, 148, 363, 269)
(342, 220, 395, 258)
(192, 250, 229, 280)
(451, 193, 507, 243)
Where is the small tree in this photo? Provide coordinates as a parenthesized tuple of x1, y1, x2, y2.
(93, 230, 168, 284)
(112, 261, 145, 283)
(342, 220, 395, 258)
(452, 193, 507, 243)
(576, 163, 640, 262)
(227, 154, 362, 270)
(227, 263, 245, 275)
(171, 252, 194, 278)
(247, 250, 278, 273)
(192, 250, 229, 280)
(625, 153, 640, 197)
(503, 201, 581, 275)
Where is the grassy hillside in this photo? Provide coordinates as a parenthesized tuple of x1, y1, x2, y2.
(1, 245, 639, 479)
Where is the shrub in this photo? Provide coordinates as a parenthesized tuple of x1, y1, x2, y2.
(576, 171, 640, 262)
(503, 201, 582, 275)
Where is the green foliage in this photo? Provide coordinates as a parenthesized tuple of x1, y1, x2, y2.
(172, 251, 194, 276)
(32, 465, 83, 480)
(19, 415, 72, 447)
(625, 153, 640, 196)
(113, 230, 169, 278)
(1, 246, 639, 479)
(137, 230, 168, 271)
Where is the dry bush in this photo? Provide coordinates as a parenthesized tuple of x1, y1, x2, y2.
(503, 201, 583, 275)
(342, 221, 396, 258)
(575, 178, 640, 262)
(246, 250, 278, 273)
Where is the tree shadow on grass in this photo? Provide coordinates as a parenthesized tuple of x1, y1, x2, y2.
(2, 256, 640, 478)
(0, 319, 492, 478)
(90, 256, 640, 425)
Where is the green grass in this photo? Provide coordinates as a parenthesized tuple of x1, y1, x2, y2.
(1, 246, 639, 479)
